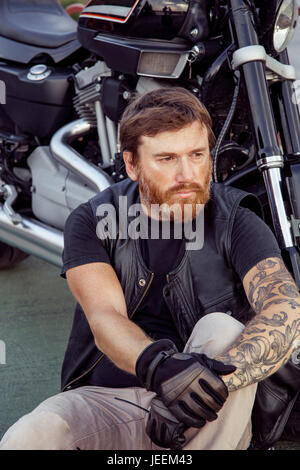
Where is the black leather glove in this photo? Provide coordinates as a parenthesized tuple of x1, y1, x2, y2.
(146, 397, 188, 450)
(136, 339, 236, 428)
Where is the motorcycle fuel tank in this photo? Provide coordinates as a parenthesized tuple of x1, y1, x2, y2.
(78, 0, 189, 41)
(77, 0, 208, 78)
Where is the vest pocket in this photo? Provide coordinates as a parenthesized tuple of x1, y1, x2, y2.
(201, 289, 254, 325)
(201, 288, 236, 311)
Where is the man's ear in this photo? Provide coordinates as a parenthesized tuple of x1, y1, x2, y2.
(123, 151, 138, 181)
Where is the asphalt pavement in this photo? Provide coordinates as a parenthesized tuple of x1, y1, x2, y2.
(0, 256, 75, 439)
(0, 16, 300, 449)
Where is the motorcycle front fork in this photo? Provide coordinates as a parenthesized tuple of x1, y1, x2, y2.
(229, 0, 300, 288)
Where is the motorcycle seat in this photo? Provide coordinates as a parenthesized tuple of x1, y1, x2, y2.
(0, 0, 77, 49)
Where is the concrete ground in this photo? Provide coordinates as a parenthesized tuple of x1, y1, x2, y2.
(0, 256, 75, 440)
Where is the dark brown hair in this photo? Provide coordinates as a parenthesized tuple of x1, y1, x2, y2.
(119, 87, 215, 162)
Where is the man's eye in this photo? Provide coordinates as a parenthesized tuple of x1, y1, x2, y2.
(160, 156, 175, 161)
(193, 153, 203, 159)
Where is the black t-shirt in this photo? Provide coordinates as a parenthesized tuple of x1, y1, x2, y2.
(61, 202, 281, 388)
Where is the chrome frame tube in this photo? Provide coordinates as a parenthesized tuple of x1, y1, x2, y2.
(95, 100, 111, 166)
(105, 116, 118, 160)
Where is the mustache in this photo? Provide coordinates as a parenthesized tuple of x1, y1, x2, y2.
(166, 183, 203, 195)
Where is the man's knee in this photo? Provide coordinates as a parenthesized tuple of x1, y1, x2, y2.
(185, 312, 244, 357)
(0, 410, 73, 450)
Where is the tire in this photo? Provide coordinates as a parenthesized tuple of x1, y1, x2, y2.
(0, 241, 29, 269)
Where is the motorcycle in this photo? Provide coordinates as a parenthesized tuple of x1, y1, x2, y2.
(1, 0, 300, 449)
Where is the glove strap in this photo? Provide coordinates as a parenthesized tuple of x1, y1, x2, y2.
(136, 339, 178, 390)
(145, 350, 170, 390)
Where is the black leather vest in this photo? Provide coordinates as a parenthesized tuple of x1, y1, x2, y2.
(61, 179, 261, 391)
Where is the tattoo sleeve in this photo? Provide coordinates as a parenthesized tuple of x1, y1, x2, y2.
(217, 257, 300, 392)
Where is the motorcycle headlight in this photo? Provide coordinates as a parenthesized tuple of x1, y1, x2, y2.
(273, 0, 298, 53)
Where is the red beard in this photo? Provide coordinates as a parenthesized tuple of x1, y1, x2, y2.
(136, 159, 212, 221)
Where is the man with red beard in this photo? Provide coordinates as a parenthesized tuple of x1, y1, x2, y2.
(2, 87, 300, 451)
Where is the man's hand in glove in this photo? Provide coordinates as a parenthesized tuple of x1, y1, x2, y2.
(146, 397, 188, 450)
(136, 339, 236, 428)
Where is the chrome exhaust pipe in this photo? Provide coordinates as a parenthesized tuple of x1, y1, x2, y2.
(50, 118, 113, 193)
(0, 119, 113, 267)
(0, 206, 63, 267)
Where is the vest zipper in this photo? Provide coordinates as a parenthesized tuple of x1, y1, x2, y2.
(129, 272, 154, 319)
(62, 272, 154, 392)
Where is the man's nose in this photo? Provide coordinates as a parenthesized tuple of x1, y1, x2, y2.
(175, 157, 195, 183)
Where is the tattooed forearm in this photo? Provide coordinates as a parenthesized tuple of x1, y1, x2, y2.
(217, 257, 300, 392)
(248, 258, 300, 313)
(220, 315, 300, 391)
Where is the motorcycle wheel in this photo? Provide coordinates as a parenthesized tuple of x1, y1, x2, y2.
(0, 241, 29, 269)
